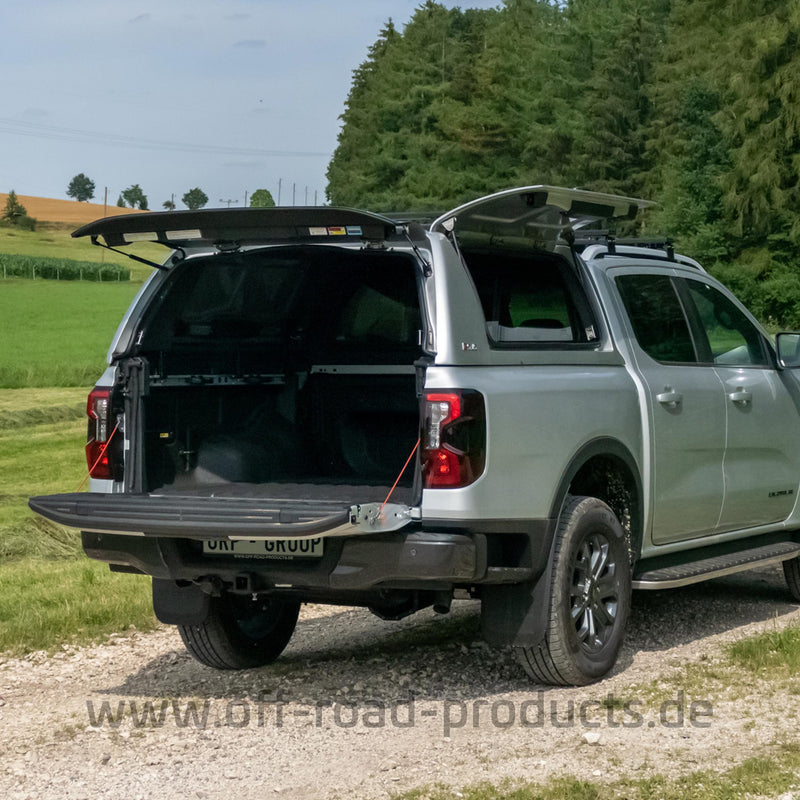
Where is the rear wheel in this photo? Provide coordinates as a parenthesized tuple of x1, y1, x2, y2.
(179, 594, 300, 670)
(783, 556, 800, 602)
(517, 496, 631, 685)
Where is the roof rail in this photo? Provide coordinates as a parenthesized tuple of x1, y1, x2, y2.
(574, 232, 705, 272)
(571, 229, 675, 261)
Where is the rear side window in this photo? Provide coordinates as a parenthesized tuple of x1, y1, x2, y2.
(462, 251, 597, 346)
(616, 274, 697, 363)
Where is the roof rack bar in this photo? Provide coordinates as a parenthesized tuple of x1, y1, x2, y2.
(570, 229, 675, 260)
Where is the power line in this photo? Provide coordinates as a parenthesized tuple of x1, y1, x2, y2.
(0, 117, 331, 159)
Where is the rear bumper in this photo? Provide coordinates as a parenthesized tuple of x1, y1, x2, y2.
(81, 520, 554, 594)
(32, 492, 555, 594)
(82, 529, 484, 591)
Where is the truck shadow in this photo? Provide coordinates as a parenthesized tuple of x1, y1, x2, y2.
(106, 564, 797, 703)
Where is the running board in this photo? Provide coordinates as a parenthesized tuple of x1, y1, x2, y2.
(632, 541, 800, 590)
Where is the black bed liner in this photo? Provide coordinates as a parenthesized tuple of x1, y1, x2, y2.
(159, 482, 413, 504)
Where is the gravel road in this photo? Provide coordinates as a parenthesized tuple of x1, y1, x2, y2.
(2, 564, 799, 800)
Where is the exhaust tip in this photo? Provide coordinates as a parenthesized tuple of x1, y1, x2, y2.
(433, 590, 452, 615)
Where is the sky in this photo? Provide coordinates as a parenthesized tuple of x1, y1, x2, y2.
(1, 0, 501, 211)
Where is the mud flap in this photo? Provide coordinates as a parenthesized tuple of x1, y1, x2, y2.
(480, 577, 552, 647)
(479, 521, 558, 647)
(152, 578, 210, 626)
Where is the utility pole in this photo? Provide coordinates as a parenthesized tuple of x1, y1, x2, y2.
(278, 178, 282, 206)
(102, 187, 107, 263)
(244, 190, 248, 208)
(219, 198, 239, 208)
(292, 183, 296, 206)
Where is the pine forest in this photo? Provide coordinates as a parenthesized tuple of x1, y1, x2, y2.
(326, 0, 800, 327)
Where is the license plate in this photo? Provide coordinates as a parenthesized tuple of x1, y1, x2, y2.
(202, 537, 324, 558)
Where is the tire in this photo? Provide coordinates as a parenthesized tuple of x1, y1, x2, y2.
(783, 556, 800, 602)
(179, 594, 300, 670)
(517, 496, 632, 686)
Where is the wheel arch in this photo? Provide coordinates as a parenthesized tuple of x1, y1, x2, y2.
(550, 438, 644, 563)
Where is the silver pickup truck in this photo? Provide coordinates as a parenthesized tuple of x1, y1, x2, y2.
(29, 186, 800, 685)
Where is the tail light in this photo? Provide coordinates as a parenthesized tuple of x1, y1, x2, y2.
(422, 390, 486, 489)
(86, 387, 123, 481)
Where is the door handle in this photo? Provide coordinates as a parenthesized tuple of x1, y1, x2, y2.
(727, 388, 752, 406)
(656, 387, 683, 407)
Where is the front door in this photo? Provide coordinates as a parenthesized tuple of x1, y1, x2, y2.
(682, 278, 800, 530)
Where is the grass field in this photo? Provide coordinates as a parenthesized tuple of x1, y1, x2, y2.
(0, 388, 86, 555)
(0, 387, 158, 652)
(0, 559, 158, 655)
(0, 213, 159, 653)
(0, 278, 142, 387)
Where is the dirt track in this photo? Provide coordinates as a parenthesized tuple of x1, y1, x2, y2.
(1, 564, 798, 800)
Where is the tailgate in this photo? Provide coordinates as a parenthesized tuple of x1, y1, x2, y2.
(28, 493, 418, 539)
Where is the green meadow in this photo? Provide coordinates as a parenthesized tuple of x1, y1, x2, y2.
(0, 279, 141, 387)
(0, 229, 159, 654)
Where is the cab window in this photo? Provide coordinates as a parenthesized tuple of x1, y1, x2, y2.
(683, 279, 769, 367)
(615, 274, 698, 363)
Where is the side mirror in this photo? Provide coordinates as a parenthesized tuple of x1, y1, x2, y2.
(775, 332, 800, 368)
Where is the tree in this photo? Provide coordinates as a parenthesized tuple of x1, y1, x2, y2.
(162, 199, 176, 211)
(2, 190, 27, 224)
(66, 173, 95, 202)
(327, 5, 503, 208)
(570, 0, 670, 197)
(116, 195, 125, 208)
(120, 184, 148, 210)
(182, 187, 208, 210)
(249, 189, 276, 208)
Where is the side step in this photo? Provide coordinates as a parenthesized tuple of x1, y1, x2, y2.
(632, 541, 800, 590)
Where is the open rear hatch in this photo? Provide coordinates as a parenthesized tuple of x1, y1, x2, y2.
(430, 185, 653, 249)
(71, 206, 426, 256)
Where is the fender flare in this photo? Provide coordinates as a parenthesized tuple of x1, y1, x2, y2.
(549, 436, 643, 552)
